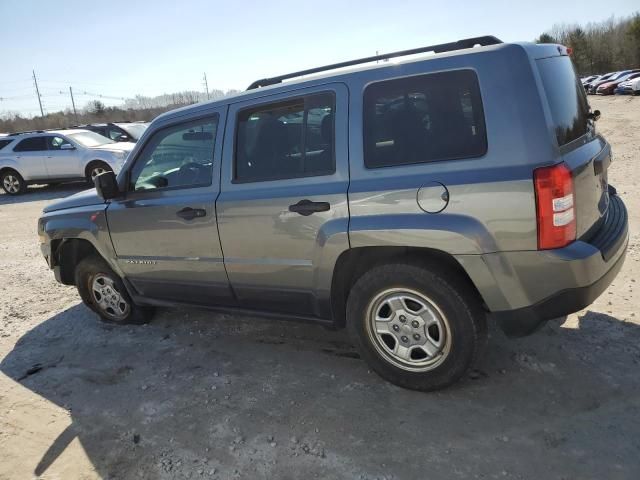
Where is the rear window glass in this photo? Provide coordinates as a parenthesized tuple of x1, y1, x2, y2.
(0, 139, 14, 150)
(363, 69, 487, 168)
(536, 56, 590, 147)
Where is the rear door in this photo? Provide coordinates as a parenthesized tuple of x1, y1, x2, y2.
(536, 54, 609, 238)
(216, 84, 349, 316)
(11, 136, 49, 179)
(106, 108, 234, 306)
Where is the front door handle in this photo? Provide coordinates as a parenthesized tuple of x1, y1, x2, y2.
(177, 207, 206, 220)
(288, 199, 330, 216)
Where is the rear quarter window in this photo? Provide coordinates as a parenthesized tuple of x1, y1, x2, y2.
(0, 139, 14, 150)
(363, 69, 487, 168)
(536, 56, 590, 147)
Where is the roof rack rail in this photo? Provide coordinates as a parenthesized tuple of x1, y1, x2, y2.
(247, 35, 502, 90)
(8, 130, 46, 136)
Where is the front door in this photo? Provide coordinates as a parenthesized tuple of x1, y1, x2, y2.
(217, 84, 350, 317)
(45, 135, 81, 177)
(106, 109, 234, 306)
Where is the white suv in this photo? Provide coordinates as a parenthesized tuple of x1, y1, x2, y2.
(0, 129, 134, 195)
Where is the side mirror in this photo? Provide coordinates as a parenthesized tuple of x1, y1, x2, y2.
(60, 143, 75, 150)
(94, 171, 120, 200)
(116, 134, 130, 142)
(589, 110, 601, 122)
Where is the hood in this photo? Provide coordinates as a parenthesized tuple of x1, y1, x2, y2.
(598, 81, 615, 89)
(87, 141, 136, 153)
(43, 188, 106, 213)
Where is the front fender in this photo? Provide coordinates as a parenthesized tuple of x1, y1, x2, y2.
(348, 213, 499, 255)
(39, 205, 122, 277)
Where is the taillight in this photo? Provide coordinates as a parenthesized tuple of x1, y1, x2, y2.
(534, 163, 576, 250)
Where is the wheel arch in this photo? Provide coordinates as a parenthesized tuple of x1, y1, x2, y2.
(0, 164, 25, 179)
(84, 159, 111, 179)
(330, 246, 486, 329)
(54, 238, 102, 285)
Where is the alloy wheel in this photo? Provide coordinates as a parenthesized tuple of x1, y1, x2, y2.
(3, 175, 21, 194)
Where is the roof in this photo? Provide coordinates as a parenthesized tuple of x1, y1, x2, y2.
(6, 128, 91, 137)
(154, 38, 554, 124)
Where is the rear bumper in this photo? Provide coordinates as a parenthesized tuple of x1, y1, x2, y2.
(491, 242, 626, 336)
(458, 193, 629, 337)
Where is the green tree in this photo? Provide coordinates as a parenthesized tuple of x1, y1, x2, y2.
(536, 33, 555, 43)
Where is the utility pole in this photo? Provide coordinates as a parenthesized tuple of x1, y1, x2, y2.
(203, 72, 210, 100)
(32, 69, 44, 117)
(69, 86, 78, 123)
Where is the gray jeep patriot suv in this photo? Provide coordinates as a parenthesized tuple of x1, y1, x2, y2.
(39, 37, 629, 391)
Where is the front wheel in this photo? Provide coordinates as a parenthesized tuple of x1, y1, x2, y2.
(85, 161, 113, 184)
(347, 262, 487, 391)
(75, 255, 153, 324)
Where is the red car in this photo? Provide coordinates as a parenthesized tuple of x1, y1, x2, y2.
(597, 70, 640, 95)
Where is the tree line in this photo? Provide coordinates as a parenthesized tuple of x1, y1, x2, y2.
(536, 12, 640, 75)
(0, 89, 240, 134)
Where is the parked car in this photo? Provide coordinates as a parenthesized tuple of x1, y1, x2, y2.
(73, 122, 149, 143)
(0, 129, 133, 194)
(588, 70, 636, 94)
(596, 70, 640, 95)
(583, 72, 616, 92)
(615, 76, 640, 95)
(581, 75, 599, 85)
(38, 37, 628, 391)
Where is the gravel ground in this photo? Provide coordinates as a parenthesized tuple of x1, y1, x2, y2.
(0, 96, 638, 480)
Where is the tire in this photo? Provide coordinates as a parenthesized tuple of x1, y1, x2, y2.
(1, 169, 26, 195)
(85, 161, 112, 184)
(74, 255, 153, 325)
(347, 262, 487, 391)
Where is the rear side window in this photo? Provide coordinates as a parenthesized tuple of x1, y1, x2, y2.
(13, 136, 48, 152)
(235, 92, 335, 182)
(536, 56, 590, 147)
(0, 139, 14, 150)
(363, 69, 487, 168)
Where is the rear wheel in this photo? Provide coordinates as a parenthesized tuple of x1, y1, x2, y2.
(75, 255, 153, 324)
(347, 262, 487, 391)
(1, 169, 26, 195)
(85, 161, 112, 184)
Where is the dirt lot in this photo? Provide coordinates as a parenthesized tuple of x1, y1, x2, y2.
(0, 95, 638, 480)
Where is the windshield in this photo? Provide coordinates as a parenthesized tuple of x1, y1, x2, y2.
(117, 123, 148, 139)
(68, 131, 115, 147)
(536, 55, 590, 147)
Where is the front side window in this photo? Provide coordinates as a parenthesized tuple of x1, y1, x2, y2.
(13, 136, 48, 152)
(47, 136, 73, 150)
(235, 92, 335, 182)
(129, 117, 218, 191)
(363, 70, 487, 168)
(107, 127, 125, 140)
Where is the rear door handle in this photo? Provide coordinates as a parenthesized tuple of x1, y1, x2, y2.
(288, 199, 330, 216)
(177, 207, 206, 220)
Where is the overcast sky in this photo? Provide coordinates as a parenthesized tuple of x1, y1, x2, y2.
(1, 0, 639, 116)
